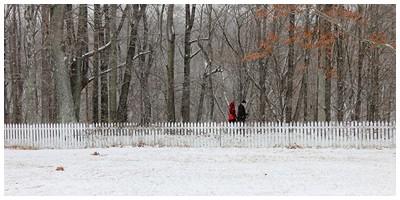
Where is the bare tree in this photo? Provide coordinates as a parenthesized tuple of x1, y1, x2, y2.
(10, 5, 24, 123)
(137, 5, 153, 124)
(40, 5, 54, 122)
(353, 4, 365, 121)
(101, 5, 110, 122)
(50, 5, 76, 122)
(285, 5, 295, 122)
(92, 4, 101, 122)
(23, 5, 39, 123)
(181, 4, 196, 122)
(303, 5, 311, 121)
(117, 5, 140, 122)
(322, 4, 333, 121)
(335, 5, 345, 121)
(109, 4, 118, 122)
(166, 4, 176, 122)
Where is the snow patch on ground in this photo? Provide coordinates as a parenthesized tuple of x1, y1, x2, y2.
(4, 147, 396, 195)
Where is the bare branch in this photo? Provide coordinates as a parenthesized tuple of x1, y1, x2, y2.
(81, 41, 111, 59)
(115, 5, 130, 36)
(204, 65, 223, 78)
(190, 49, 201, 59)
(85, 51, 151, 86)
(189, 37, 209, 44)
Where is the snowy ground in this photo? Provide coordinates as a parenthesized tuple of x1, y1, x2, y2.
(4, 147, 396, 195)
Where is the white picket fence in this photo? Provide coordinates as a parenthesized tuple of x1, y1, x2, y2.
(3, 121, 396, 149)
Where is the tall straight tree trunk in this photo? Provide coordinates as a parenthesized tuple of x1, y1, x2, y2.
(285, 5, 295, 122)
(40, 5, 53, 122)
(303, 5, 310, 122)
(72, 4, 89, 120)
(64, 5, 77, 120)
(109, 4, 118, 122)
(101, 5, 110, 122)
(256, 5, 267, 121)
(50, 5, 76, 123)
(207, 76, 214, 121)
(181, 4, 196, 122)
(368, 48, 379, 121)
(5, 10, 10, 123)
(117, 5, 142, 122)
(354, 5, 364, 121)
(23, 5, 39, 123)
(313, 7, 320, 121)
(166, 4, 176, 122)
(141, 41, 153, 125)
(335, 22, 344, 121)
(196, 5, 217, 122)
(367, 5, 380, 121)
(206, 5, 214, 121)
(92, 4, 101, 122)
(322, 4, 333, 121)
(10, 5, 23, 123)
(138, 5, 153, 124)
(196, 76, 207, 122)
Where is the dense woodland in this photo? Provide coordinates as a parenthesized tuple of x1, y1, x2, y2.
(3, 4, 396, 124)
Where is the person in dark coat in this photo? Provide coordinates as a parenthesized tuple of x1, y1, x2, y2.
(228, 101, 237, 123)
(237, 100, 248, 122)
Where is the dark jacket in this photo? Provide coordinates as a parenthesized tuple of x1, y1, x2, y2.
(237, 103, 247, 122)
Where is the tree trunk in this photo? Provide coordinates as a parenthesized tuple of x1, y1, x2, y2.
(335, 22, 344, 121)
(109, 4, 118, 122)
(10, 5, 23, 123)
(5, 11, 10, 123)
(367, 5, 380, 121)
(322, 4, 333, 121)
(207, 76, 214, 121)
(285, 5, 295, 122)
(206, 5, 214, 122)
(196, 75, 207, 122)
(141, 43, 153, 125)
(313, 7, 320, 122)
(139, 6, 153, 125)
(92, 4, 101, 123)
(50, 5, 76, 123)
(303, 5, 310, 122)
(354, 5, 364, 121)
(256, 12, 267, 121)
(40, 5, 54, 123)
(73, 4, 89, 121)
(368, 48, 379, 121)
(117, 5, 142, 122)
(64, 5, 77, 119)
(166, 4, 176, 122)
(101, 5, 110, 122)
(23, 5, 39, 123)
(181, 4, 196, 122)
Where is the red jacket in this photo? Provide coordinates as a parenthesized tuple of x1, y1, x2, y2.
(228, 102, 236, 122)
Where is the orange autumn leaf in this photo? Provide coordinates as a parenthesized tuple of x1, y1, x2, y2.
(256, 7, 269, 18)
(369, 32, 387, 46)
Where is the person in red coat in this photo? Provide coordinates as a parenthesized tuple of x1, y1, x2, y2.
(228, 101, 237, 123)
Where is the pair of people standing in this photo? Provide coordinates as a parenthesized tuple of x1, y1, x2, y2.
(228, 100, 248, 123)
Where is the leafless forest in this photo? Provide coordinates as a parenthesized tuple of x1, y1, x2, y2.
(3, 4, 396, 123)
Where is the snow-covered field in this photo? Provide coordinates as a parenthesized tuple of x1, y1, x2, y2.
(4, 147, 396, 195)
